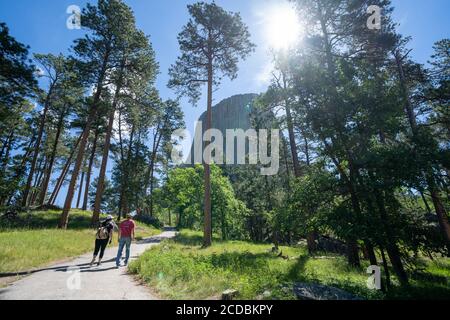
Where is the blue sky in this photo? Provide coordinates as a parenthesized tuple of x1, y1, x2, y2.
(1, 0, 449, 207)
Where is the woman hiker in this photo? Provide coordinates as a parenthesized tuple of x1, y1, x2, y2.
(90, 215, 115, 267)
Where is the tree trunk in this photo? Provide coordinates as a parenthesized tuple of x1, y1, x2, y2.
(281, 137, 291, 187)
(31, 155, 47, 206)
(306, 231, 317, 254)
(284, 88, 301, 177)
(395, 50, 450, 254)
(59, 49, 110, 229)
(83, 129, 98, 211)
(364, 240, 378, 266)
(394, 51, 418, 135)
(0, 134, 12, 160)
(302, 129, 311, 167)
(50, 164, 70, 206)
(429, 184, 450, 255)
(91, 111, 113, 222)
(149, 167, 155, 217)
(116, 108, 126, 220)
(420, 189, 432, 215)
(203, 58, 213, 248)
(38, 106, 66, 206)
(148, 130, 162, 217)
(59, 108, 99, 228)
(5, 135, 35, 205)
(48, 133, 82, 205)
(346, 239, 360, 267)
(76, 165, 85, 209)
(22, 83, 56, 207)
(93, 58, 125, 222)
(380, 247, 391, 291)
(118, 123, 135, 217)
(0, 129, 15, 173)
(371, 183, 409, 286)
(346, 188, 361, 268)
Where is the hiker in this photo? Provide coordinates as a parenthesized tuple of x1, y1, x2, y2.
(115, 213, 136, 267)
(90, 215, 114, 267)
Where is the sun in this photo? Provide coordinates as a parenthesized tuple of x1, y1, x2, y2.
(265, 4, 302, 50)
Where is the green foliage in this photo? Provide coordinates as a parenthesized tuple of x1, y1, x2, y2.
(162, 165, 249, 240)
(168, 1, 255, 104)
(0, 22, 37, 106)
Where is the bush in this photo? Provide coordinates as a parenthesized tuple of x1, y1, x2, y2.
(134, 214, 163, 229)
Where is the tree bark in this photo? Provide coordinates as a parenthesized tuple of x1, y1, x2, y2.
(93, 57, 125, 223)
(394, 51, 418, 135)
(364, 240, 378, 266)
(429, 184, 450, 255)
(30, 155, 47, 206)
(76, 165, 85, 208)
(0, 129, 15, 173)
(372, 186, 409, 286)
(346, 239, 360, 267)
(59, 108, 99, 228)
(148, 131, 163, 217)
(38, 106, 66, 206)
(419, 190, 432, 215)
(22, 82, 56, 207)
(48, 133, 82, 205)
(395, 50, 450, 253)
(118, 122, 135, 217)
(83, 129, 99, 211)
(203, 57, 213, 248)
(380, 247, 391, 291)
(59, 49, 110, 229)
(5, 135, 35, 205)
(282, 72, 301, 178)
(92, 109, 113, 222)
(306, 232, 317, 254)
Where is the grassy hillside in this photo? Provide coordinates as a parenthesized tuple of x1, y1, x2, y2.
(129, 230, 450, 300)
(0, 209, 160, 274)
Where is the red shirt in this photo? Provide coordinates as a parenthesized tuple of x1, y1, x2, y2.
(119, 219, 135, 238)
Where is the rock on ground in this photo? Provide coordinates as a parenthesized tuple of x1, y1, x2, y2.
(293, 282, 363, 300)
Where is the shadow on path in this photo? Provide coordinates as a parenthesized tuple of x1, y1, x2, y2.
(0, 227, 177, 278)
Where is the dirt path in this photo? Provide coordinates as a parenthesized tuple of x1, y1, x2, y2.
(0, 228, 176, 300)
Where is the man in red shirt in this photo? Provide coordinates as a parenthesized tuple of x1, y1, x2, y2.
(115, 213, 136, 267)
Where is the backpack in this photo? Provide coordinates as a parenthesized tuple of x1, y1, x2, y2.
(96, 225, 110, 240)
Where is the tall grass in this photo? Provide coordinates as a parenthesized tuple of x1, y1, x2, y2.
(0, 229, 94, 273)
(129, 229, 450, 300)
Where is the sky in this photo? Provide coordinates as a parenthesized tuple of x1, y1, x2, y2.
(1, 0, 449, 207)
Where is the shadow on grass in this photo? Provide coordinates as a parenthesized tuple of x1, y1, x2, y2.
(386, 283, 450, 300)
(207, 251, 275, 272)
(173, 231, 222, 246)
(285, 254, 310, 282)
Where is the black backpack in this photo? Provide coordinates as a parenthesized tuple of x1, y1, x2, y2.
(96, 222, 110, 240)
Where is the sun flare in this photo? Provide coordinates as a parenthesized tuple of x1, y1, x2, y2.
(265, 4, 302, 50)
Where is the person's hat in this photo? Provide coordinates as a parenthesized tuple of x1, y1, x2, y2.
(106, 215, 113, 221)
